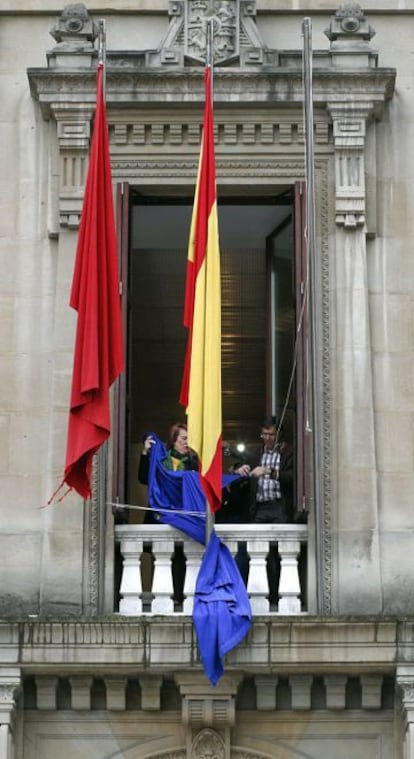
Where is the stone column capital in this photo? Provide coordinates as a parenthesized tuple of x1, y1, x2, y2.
(0, 670, 22, 730)
(326, 100, 374, 229)
(397, 674, 414, 705)
(50, 104, 94, 150)
(49, 103, 95, 228)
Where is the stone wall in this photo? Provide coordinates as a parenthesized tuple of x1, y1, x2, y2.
(0, 0, 412, 617)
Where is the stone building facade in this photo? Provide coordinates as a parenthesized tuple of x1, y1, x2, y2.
(1, 1, 414, 757)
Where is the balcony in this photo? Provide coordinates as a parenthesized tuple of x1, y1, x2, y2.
(115, 523, 308, 616)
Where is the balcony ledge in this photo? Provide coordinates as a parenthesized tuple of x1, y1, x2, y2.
(0, 617, 400, 678)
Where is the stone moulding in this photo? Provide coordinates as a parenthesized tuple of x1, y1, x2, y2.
(1, 619, 398, 670)
(28, 66, 395, 115)
(26, 61, 395, 235)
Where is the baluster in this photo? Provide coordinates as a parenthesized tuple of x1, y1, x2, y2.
(277, 539, 301, 613)
(183, 541, 204, 614)
(246, 538, 269, 613)
(226, 538, 249, 586)
(119, 538, 143, 615)
(151, 537, 175, 613)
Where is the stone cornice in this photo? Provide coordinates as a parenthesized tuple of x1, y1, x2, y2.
(26, 49, 396, 236)
(0, 618, 400, 677)
(27, 65, 396, 119)
(2, 1, 414, 12)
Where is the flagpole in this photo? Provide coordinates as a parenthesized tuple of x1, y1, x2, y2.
(97, 17, 107, 615)
(302, 17, 324, 612)
(205, 17, 215, 545)
(98, 19, 107, 92)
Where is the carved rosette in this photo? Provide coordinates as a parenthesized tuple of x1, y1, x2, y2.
(192, 728, 226, 759)
(325, 1, 376, 42)
(50, 3, 98, 47)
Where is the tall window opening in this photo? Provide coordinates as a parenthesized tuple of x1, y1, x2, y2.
(113, 188, 307, 522)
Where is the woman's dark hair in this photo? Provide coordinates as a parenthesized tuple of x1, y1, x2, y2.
(167, 422, 187, 449)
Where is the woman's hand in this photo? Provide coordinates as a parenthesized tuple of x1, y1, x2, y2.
(142, 436, 155, 455)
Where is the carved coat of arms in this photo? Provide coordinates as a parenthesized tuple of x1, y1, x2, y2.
(185, 0, 239, 64)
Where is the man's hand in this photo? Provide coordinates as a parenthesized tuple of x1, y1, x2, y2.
(250, 465, 268, 478)
(235, 464, 251, 477)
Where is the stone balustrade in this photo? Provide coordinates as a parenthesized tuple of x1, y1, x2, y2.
(115, 523, 308, 616)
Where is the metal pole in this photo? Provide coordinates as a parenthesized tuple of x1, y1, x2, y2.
(97, 443, 108, 614)
(302, 17, 325, 613)
(98, 19, 106, 94)
(206, 17, 213, 66)
(205, 17, 215, 545)
(96, 18, 107, 614)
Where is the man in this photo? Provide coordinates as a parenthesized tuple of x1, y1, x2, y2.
(227, 416, 294, 598)
(239, 416, 294, 524)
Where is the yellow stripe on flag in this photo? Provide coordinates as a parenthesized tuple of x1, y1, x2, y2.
(180, 67, 222, 512)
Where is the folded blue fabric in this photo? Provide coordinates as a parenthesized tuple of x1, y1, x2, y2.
(193, 530, 252, 685)
(147, 435, 237, 543)
(145, 434, 252, 684)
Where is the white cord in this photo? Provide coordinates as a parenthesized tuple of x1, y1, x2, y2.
(110, 501, 206, 519)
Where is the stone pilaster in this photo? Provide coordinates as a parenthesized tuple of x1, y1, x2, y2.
(324, 9, 382, 613)
(325, 4, 377, 230)
(328, 223, 381, 613)
(0, 670, 21, 759)
(397, 672, 414, 759)
(47, 5, 98, 229)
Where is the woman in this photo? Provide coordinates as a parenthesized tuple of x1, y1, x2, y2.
(137, 422, 199, 605)
(138, 422, 199, 484)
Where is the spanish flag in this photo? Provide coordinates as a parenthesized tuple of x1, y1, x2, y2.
(180, 67, 222, 513)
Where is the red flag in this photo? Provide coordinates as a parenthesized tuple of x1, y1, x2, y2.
(62, 62, 123, 499)
(180, 67, 222, 512)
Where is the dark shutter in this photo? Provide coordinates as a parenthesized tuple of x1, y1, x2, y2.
(112, 182, 130, 504)
(294, 181, 309, 514)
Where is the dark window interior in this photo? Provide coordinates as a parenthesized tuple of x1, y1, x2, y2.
(123, 196, 296, 511)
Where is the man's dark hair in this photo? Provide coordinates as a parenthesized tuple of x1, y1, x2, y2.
(261, 415, 284, 437)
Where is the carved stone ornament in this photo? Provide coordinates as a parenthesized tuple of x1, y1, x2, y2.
(0, 683, 20, 704)
(192, 728, 225, 759)
(152, 0, 275, 67)
(185, 0, 238, 64)
(327, 102, 371, 228)
(325, 1, 376, 42)
(50, 3, 99, 47)
(398, 681, 414, 705)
